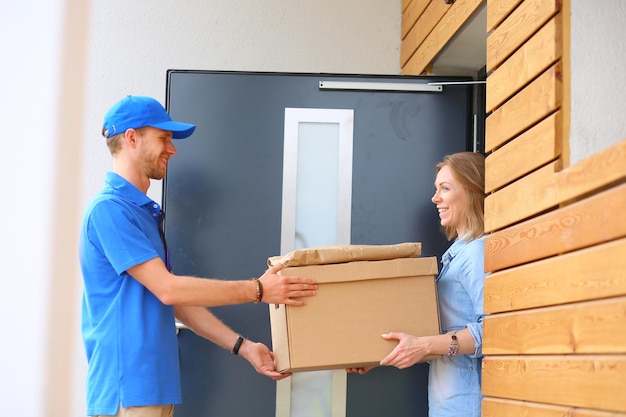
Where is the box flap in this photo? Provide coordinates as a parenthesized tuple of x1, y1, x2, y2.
(279, 257, 438, 284)
(268, 303, 291, 371)
(267, 242, 422, 267)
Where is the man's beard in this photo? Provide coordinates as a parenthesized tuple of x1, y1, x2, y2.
(146, 163, 167, 180)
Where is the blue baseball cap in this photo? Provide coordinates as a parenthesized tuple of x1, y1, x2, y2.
(102, 95, 196, 139)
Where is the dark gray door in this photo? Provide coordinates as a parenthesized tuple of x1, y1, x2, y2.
(164, 70, 471, 417)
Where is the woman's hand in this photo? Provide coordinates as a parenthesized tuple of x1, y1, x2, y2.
(379, 332, 432, 369)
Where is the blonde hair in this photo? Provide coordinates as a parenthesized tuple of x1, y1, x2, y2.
(435, 152, 485, 241)
(104, 127, 147, 155)
(105, 132, 123, 155)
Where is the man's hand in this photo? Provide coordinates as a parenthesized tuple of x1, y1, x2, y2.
(238, 339, 291, 381)
(346, 366, 376, 374)
(258, 263, 317, 306)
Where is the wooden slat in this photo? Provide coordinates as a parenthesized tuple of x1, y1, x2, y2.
(485, 111, 560, 192)
(482, 356, 626, 412)
(486, 0, 522, 33)
(552, 137, 626, 204)
(484, 238, 626, 314)
(486, 0, 559, 72)
(486, 183, 626, 270)
(401, 0, 449, 66)
(485, 139, 626, 233)
(401, 0, 431, 40)
(485, 162, 558, 232)
(402, 0, 412, 13)
(485, 63, 561, 152)
(487, 14, 562, 112)
(401, 0, 483, 75)
(483, 297, 626, 355)
(483, 398, 626, 417)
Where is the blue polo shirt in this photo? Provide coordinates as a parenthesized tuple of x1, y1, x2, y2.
(79, 172, 181, 416)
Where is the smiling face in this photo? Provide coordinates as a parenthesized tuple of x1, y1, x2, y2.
(431, 164, 468, 238)
(135, 126, 177, 180)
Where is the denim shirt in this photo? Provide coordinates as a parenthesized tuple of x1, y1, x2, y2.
(428, 235, 487, 417)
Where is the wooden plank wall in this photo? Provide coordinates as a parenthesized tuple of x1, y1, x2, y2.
(482, 0, 626, 415)
(403, 0, 626, 415)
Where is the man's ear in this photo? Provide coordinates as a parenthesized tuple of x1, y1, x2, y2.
(124, 128, 137, 147)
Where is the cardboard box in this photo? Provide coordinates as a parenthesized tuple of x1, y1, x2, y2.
(268, 247, 440, 372)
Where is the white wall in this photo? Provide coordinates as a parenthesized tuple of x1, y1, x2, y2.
(1, 1, 89, 416)
(570, 0, 626, 164)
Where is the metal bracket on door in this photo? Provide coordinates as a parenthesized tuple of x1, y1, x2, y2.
(427, 80, 486, 86)
(319, 80, 442, 92)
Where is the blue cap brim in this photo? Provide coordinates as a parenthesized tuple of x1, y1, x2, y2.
(151, 120, 196, 139)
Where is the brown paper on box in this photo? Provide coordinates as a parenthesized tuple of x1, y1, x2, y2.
(269, 255, 440, 373)
(267, 242, 421, 268)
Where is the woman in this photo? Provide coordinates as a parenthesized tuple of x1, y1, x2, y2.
(350, 151, 487, 417)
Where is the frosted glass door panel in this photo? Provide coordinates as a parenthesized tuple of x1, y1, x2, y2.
(279, 108, 354, 417)
(295, 122, 339, 249)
